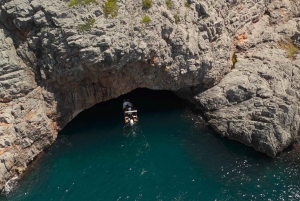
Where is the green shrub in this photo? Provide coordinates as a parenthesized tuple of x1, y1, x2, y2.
(69, 0, 98, 7)
(142, 0, 152, 9)
(202, 14, 210, 20)
(184, 2, 190, 8)
(166, 0, 172, 8)
(103, 0, 118, 18)
(278, 40, 299, 60)
(231, 53, 237, 68)
(174, 14, 179, 24)
(142, 15, 151, 25)
(87, 18, 96, 23)
(69, 0, 79, 6)
(84, 0, 99, 4)
(78, 18, 96, 33)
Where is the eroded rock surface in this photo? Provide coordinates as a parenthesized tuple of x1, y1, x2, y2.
(0, 0, 299, 191)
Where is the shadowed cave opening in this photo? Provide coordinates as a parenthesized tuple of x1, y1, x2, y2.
(61, 88, 188, 133)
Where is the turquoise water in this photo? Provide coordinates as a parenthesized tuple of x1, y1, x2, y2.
(2, 89, 300, 201)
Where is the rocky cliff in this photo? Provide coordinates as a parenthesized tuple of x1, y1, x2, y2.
(0, 0, 299, 192)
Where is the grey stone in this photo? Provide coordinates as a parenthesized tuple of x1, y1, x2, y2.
(33, 10, 48, 26)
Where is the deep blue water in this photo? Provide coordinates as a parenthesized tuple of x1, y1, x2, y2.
(2, 89, 300, 201)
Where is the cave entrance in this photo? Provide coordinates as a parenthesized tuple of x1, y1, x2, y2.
(59, 88, 187, 136)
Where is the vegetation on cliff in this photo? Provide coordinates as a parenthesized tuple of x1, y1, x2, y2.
(184, 1, 190, 7)
(231, 54, 237, 68)
(69, 0, 98, 7)
(174, 14, 179, 24)
(142, 15, 151, 25)
(166, 0, 172, 9)
(103, 0, 118, 18)
(142, 0, 152, 9)
(278, 40, 299, 60)
(78, 18, 95, 32)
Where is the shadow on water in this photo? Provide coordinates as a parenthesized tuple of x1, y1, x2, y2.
(62, 88, 185, 136)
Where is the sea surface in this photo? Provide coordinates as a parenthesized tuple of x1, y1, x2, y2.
(2, 89, 300, 201)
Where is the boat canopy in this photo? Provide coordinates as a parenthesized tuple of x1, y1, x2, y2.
(123, 101, 133, 109)
(124, 110, 137, 113)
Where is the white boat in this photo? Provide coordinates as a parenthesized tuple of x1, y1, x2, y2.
(123, 100, 138, 125)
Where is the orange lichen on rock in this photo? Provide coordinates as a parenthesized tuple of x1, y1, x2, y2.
(0, 123, 9, 127)
(51, 120, 58, 139)
(13, 165, 26, 174)
(0, 148, 8, 155)
(26, 110, 38, 120)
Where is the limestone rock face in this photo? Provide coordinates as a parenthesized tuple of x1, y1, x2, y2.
(0, 0, 299, 191)
(0, 20, 56, 191)
(194, 4, 300, 157)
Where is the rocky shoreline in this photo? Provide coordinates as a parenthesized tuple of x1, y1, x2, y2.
(0, 0, 299, 192)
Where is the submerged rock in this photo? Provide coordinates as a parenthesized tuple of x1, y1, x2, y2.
(0, 0, 299, 192)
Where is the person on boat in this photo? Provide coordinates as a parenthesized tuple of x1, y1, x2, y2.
(125, 116, 129, 123)
(123, 100, 133, 110)
(132, 114, 138, 122)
